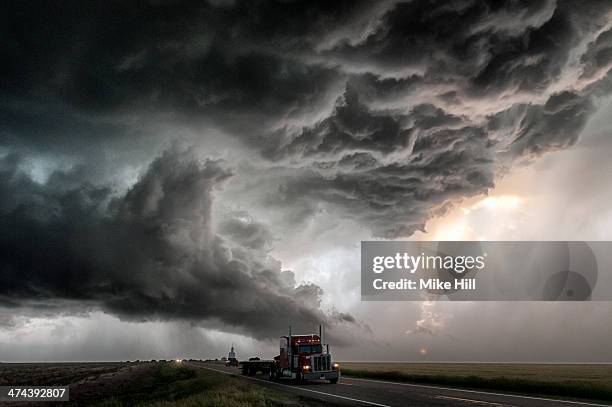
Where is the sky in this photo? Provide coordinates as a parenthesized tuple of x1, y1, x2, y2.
(2, 0, 612, 362)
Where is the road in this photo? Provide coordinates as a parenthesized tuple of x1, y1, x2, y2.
(188, 362, 610, 407)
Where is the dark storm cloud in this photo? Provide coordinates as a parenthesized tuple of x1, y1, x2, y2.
(258, 82, 496, 236)
(0, 148, 353, 339)
(250, 0, 612, 236)
(494, 91, 595, 160)
(2, 0, 612, 325)
(0, 1, 347, 129)
(259, 81, 593, 236)
(581, 25, 612, 81)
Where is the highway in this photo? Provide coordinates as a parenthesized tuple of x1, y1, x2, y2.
(189, 362, 609, 407)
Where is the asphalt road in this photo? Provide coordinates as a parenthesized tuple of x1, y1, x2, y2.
(189, 362, 610, 407)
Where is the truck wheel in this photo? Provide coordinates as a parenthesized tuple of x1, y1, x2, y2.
(329, 378, 338, 384)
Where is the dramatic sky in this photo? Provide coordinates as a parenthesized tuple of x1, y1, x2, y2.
(2, 0, 612, 362)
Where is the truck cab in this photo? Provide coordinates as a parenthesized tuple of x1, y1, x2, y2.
(273, 333, 340, 383)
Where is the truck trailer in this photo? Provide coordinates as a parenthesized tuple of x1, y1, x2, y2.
(238, 326, 340, 383)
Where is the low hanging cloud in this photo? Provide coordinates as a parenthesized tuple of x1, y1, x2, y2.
(0, 147, 354, 339)
(2, 0, 612, 348)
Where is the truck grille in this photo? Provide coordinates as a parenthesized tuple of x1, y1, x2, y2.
(312, 354, 331, 372)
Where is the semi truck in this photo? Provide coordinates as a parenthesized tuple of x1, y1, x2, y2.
(238, 326, 340, 383)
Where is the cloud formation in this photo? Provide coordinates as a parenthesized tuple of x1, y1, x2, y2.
(0, 148, 352, 339)
(3, 2, 612, 237)
(254, 0, 612, 236)
(2, 0, 612, 344)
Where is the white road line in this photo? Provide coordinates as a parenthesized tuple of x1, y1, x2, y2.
(343, 377, 610, 407)
(193, 364, 391, 407)
(434, 395, 508, 406)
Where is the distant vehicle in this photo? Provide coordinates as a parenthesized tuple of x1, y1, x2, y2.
(225, 345, 239, 367)
(239, 326, 340, 383)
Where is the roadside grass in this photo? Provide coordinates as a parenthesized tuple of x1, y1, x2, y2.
(93, 363, 315, 407)
(341, 364, 612, 403)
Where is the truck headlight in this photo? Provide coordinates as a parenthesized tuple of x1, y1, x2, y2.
(333, 363, 340, 369)
(302, 365, 310, 371)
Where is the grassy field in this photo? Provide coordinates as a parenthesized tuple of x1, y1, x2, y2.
(341, 362, 612, 402)
(0, 362, 335, 406)
(93, 363, 335, 407)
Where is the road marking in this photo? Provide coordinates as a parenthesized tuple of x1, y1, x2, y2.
(193, 364, 391, 407)
(434, 395, 508, 406)
(343, 377, 609, 407)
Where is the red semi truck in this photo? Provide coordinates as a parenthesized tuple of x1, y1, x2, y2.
(239, 327, 340, 383)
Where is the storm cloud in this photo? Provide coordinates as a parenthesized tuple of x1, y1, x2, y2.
(0, 147, 353, 339)
(2, 0, 612, 344)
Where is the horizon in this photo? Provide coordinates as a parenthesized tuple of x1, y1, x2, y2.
(2, 0, 612, 364)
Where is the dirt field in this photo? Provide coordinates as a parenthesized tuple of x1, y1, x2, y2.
(0, 362, 137, 386)
(0, 362, 157, 405)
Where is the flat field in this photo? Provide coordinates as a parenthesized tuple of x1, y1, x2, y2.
(0, 362, 333, 406)
(341, 362, 612, 401)
(0, 362, 131, 386)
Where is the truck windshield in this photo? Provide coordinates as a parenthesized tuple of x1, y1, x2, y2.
(298, 344, 322, 354)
